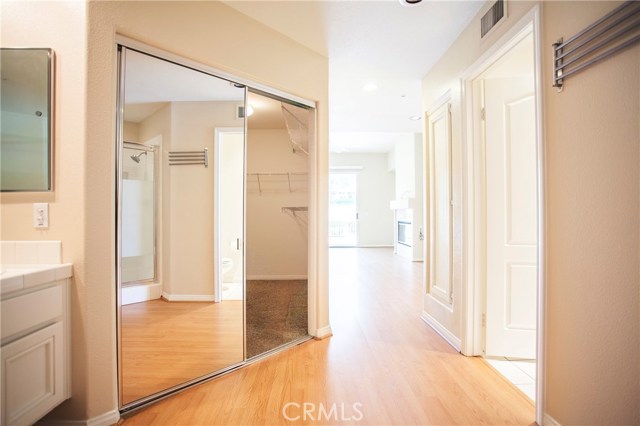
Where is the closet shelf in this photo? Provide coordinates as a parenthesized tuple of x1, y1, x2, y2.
(247, 172, 307, 195)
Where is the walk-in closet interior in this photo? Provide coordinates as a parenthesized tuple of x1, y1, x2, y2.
(116, 45, 314, 410)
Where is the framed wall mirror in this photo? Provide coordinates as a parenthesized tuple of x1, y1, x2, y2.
(0, 48, 54, 192)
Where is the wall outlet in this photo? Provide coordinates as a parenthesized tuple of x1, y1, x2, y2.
(33, 203, 49, 229)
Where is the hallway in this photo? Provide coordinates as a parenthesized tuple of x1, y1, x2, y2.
(121, 248, 534, 425)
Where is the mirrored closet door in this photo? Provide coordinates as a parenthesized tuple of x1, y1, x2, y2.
(117, 48, 246, 406)
(116, 45, 315, 410)
(245, 91, 312, 358)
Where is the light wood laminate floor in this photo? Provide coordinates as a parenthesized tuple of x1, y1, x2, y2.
(121, 248, 534, 425)
(121, 299, 244, 403)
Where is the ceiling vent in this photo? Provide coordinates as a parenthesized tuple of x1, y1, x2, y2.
(236, 104, 247, 120)
(481, 0, 505, 38)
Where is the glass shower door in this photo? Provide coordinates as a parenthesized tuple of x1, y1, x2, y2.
(121, 143, 155, 284)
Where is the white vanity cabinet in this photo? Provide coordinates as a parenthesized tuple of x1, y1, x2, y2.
(1, 276, 71, 426)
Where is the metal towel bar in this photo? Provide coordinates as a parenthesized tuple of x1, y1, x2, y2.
(553, 1, 640, 89)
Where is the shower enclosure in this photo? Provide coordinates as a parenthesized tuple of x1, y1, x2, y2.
(121, 143, 156, 284)
(115, 42, 316, 413)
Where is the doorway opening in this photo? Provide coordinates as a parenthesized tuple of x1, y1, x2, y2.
(479, 30, 537, 401)
(462, 8, 544, 420)
(328, 172, 358, 247)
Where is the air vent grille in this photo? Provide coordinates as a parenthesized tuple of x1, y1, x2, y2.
(481, 0, 505, 38)
(236, 105, 246, 119)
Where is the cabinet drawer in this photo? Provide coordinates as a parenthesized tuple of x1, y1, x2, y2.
(1, 321, 65, 426)
(1, 284, 63, 340)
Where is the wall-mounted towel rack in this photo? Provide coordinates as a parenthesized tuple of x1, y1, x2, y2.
(553, 1, 640, 89)
(247, 172, 307, 195)
(168, 148, 208, 167)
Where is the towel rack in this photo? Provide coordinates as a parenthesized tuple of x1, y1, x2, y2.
(168, 148, 208, 167)
(553, 1, 640, 89)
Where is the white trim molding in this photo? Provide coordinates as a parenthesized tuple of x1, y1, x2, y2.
(420, 311, 462, 352)
(246, 275, 308, 281)
(314, 325, 333, 339)
(47, 409, 120, 426)
(161, 292, 216, 302)
(87, 410, 120, 426)
(543, 413, 562, 426)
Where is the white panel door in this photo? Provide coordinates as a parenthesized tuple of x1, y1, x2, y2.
(428, 101, 453, 306)
(484, 76, 537, 359)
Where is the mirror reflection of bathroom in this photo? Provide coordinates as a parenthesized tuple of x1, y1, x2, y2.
(245, 91, 311, 358)
(118, 48, 245, 406)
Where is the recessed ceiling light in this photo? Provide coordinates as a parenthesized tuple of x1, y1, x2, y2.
(410, 115, 422, 121)
(363, 83, 378, 92)
(399, 0, 422, 6)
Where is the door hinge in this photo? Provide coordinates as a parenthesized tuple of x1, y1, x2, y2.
(480, 107, 486, 121)
(482, 313, 486, 327)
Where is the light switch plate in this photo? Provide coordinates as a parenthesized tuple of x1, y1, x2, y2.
(33, 203, 49, 229)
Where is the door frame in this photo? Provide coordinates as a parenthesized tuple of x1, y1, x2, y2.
(115, 36, 322, 413)
(460, 5, 545, 423)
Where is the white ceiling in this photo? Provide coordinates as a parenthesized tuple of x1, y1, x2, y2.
(124, 49, 244, 122)
(224, 0, 484, 152)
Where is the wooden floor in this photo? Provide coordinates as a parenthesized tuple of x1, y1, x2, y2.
(121, 299, 243, 403)
(121, 248, 534, 425)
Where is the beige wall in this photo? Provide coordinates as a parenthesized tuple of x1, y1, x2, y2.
(0, 0, 90, 417)
(123, 121, 140, 142)
(167, 101, 241, 297)
(1, 0, 328, 421)
(542, 2, 639, 424)
(422, 1, 639, 424)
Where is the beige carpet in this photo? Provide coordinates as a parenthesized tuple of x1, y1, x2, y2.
(246, 279, 308, 358)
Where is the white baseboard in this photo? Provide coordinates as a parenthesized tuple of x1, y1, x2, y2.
(161, 292, 215, 302)
(314, 325, 333, 339)
(420, 310, 462, 352)
(46, 409, 120, 426)
(87, 410, 120, 426)
(122, 282, 162, 305)
(543, 413, 562, 426)
(246, 275, 308, 281)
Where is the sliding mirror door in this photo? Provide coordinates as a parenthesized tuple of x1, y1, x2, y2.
(245, 91, 312, 358)
(117, 48, 245, 406)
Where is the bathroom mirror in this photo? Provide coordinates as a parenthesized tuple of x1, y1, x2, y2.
(117, 48, 246, 406)
(0, 48, 54, 191)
